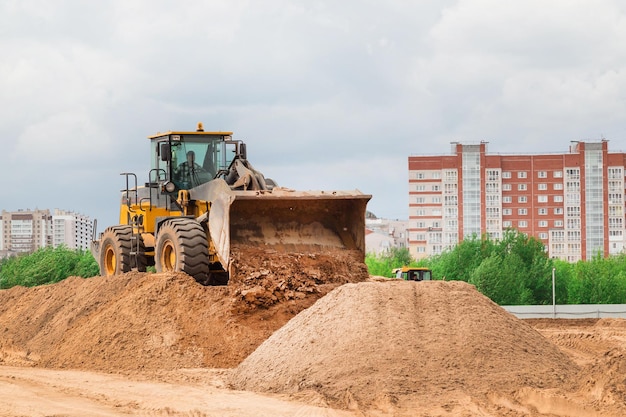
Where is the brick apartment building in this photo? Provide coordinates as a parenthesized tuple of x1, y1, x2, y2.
(408, 140, 624, 262)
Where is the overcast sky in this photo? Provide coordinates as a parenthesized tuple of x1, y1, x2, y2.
(2, 1, 626, 230)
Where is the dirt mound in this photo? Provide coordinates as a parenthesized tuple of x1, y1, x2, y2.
(229, 246, 369, 312)
(0, 266, 363, 372)
(229, 280, 579, 410)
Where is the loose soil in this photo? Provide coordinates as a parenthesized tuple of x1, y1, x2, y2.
(0, 266, 625, 416)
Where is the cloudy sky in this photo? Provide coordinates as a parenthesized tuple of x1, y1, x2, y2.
(2, 0, 626, 230)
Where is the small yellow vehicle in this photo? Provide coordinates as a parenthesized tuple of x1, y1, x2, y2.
(392, 266, 432, 281)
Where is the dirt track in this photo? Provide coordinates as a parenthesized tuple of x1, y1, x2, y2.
(0, 272, 625, 416)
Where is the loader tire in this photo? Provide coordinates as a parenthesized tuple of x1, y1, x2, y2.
(99, 226, 133, 276)
(155, 218, 210, 284)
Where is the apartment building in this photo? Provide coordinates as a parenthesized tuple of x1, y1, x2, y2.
(0, 209, 52, 257)
(52, 209, 93, 251)
(408, 140, 624, 262)
(0, 208, 93, 258)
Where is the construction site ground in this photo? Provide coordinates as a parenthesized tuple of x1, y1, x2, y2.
(0, 266, 625, 416)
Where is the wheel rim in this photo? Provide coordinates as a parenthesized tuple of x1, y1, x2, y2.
(161, 239, 176, 271)
(103, 245, 116, 276)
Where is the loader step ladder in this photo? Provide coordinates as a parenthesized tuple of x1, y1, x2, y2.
(121, 172, 146, 269)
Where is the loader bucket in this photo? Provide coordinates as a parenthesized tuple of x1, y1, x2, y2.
(193, 180, 371, 272)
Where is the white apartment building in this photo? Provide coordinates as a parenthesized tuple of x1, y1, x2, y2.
(0, 208, 93, 258)
(52, 209, 93, 250)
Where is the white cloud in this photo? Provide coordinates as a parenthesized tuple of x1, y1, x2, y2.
(2, 0, 626, 223)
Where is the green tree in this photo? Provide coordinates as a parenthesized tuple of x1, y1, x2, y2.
(366, 247, 414, 277)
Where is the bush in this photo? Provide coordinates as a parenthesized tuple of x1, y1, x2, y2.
(0, 246, 99, 289)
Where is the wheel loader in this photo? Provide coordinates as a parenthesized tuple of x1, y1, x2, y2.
(392, 266, 432, 281)
(91, 123, 371, 285)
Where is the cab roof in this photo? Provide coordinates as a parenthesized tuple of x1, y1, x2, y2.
(148, 122, 233, 139)
(148, 130, 233, 139)
(392, 266, 432, 273)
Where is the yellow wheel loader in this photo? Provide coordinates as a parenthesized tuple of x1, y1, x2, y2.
(392, 266, 433, 281)
(91, 123, 371, 285)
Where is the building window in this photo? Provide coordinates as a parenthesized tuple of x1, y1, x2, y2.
(566, 181, 580, 192)
(445, 170, 457, 180)
(503, 221, 512, 227)
(537, 195, 548, 203)
(539, 220, 548, 227)
(518, 208, 528, 215)
(486, 207, 500, 218)
(416, 172, 425, 179)
(503, 184, 512, 191)
(416, 185, 426, 191)
(608, 167, 623, 179)
(486, 183, 500, 193)
(555, 208, 563, 215)
(566, 169, 580, 180)
(554, 220, 563, 227)
(503, 209, 512, 215)
(553, 183, 563, 190)
(486, 196, 500, 207)
(609, 193, 623, 204)
(538, 171, 547, 178)
(518, 221, 528, 228)
(432, 185, 440, 191)
(503, 196, 512, 203)
(518, 196, 527, 203)
(567, 206, 581, 217)
(518, 171, 527, 178)
(538, 183, 548, 190)
(539, 232, 548, 239)
(554, 195, 563, 203)
(486, 169, 500, 181)
(502, 171, 511, 179)
(432, 172, 441, 179)
(554, 170, 563, 178)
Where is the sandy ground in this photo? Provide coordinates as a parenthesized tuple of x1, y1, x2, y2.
(0, 272, 625, 416)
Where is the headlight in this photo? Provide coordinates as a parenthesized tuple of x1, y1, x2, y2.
(163, 181, 176, 193)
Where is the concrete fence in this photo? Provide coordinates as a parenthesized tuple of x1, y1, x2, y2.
(502, 304, 626, 319)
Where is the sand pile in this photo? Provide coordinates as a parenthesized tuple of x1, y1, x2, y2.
(0, 244, 369, 372)
(0, 271, 355, 372)
(229, 280, 579, 409)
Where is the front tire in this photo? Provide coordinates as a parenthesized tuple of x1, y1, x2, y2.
(155, 218, 210, 284)
(99, 226, 133, 276)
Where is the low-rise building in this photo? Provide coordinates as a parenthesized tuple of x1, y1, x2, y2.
(365, 216, 409, 256)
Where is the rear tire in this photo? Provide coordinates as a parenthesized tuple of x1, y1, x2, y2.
(99, 226, 133, 276)
(155, 218, 210, 284)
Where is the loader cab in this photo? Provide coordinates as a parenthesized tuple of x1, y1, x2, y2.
(392, 266, 432, 281)
(149, 124, 241, 192)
